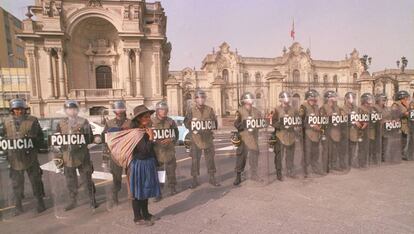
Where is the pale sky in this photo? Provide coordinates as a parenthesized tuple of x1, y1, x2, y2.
(2, 0, 413, 71)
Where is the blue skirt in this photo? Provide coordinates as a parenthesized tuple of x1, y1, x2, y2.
(129, 157, 161, 200)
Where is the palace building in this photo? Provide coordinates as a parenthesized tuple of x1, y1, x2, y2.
(17, 0, 171, 117)
(168, 42, 414, 117)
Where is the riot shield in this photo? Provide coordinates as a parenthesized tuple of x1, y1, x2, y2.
(301, 94, 326, 178)
(320, 95, 349, 175)
(407, 108, 414, 161)
(368, 104, 384, 167)
(382, 106, 403, 164)
(0, 115, 46, 220)
(184, 98, 223, 189)
(0, 150, 14, 221)
(233, 92, 270, 186)
(270, 96, 304, 180)
(151, 114, 182, 200)
(48, 108, 100, 219)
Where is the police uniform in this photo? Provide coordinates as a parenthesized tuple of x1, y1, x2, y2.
(234, 105, 262, 177)
(103, 116, 131, 203)
(272, 105, 298, 178)
(299, 102, 323, 176)
(151, 116, 178, 193)
(3, 114, 46, 213)
(184, 104, 217, 180)
(320, 102, 346, 171)
(55, 116, 97, 209)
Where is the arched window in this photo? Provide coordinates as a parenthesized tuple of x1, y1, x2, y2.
(333, 75, 338, 85)
(313, 74, 319, 84)
(243, 72, 249, 84)
(222, 69, 229, 83)
(96, 66, 112, 89)
(353, 73, 358, 80)
(323, 74, 328, 84)
(293, 69, 300, 83)
(256, 93, 262, 99)
(255, 72, 261, 83)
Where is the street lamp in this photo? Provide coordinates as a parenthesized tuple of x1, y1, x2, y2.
(396, 56, 408, 73)
(360, 54, 372, 72)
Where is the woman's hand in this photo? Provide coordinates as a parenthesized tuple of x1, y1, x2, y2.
(145, 127, 154, 141)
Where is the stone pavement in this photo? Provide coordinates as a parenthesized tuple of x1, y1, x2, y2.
(1, 162, 414, 234)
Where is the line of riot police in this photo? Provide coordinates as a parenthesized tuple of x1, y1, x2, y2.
(1, 87, 414, 220)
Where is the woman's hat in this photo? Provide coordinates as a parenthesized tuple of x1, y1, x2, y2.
(132, 105, 155, 120)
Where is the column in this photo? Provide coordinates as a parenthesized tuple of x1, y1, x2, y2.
(44, 48, 55, 99)
(123, 48, 132, 97)
(266, 68, 285, 109)
(134, 48, 142, 97)
(153, 43, 162, 96)
(57, 48, 66, 98)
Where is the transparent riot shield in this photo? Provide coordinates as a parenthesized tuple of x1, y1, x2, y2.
(184, 100, 223, 189)
(368, 104, 384, 167)
(407, 108, 414, 161)
(320, 95, 349, 175)
(301, 95, 326, 178)
(48, 110, 100, 219)
(0, 154, 14, 221)
(270, 96, 304, 181)
(150, 114, 183, 200)
(233, 94, 270, 186)
(382, 106, 403, 164)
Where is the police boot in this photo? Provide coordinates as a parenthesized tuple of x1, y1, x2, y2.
(36, 197, 46, 213)
(169, 185, 177, 196)
(112, 192, 119, 206)
(209, 174, 221, 187)
(90, 197, 98, 210)
(276, 170, 284, 181)
(190, 176, 199, 189)
(233, 172, 242, 186)
(14, 198, 23, 216)
(64, 198, 77, 211)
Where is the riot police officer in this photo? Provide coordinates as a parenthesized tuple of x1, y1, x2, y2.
(184, 89, 220, 188)
(102, 100, 131, 205)
(151, 101, 179, 195)
(320, 90, 347, 172)
(271, 91, 300, 181)
(55, 100, 98, 211)
(233, 92, 264, 185)
(391, 90, 410, 160)
(2, 99, 46, 215)
(358, 93, 373, 168)
(369, 94, 387, 165)
(343, 92, 359, 168)
(300, 89, 324, 178)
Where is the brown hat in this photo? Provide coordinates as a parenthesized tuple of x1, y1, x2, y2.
(132, 105, 155, 120)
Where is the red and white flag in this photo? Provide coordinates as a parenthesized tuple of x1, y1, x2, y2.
(290, 19, 295, 40)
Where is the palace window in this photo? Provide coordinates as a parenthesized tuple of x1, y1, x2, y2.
(293, 69, 300, 83)
(333, 75, 338, 85)
(313, 74, 319, 84)
(96, 66, 112, 89)
(243, 72, 249, 84)
(353, 73, 358, 80)
(222, 69, 229, 83)
(323, 74, 328, 84)
(255, 72, 261, 83)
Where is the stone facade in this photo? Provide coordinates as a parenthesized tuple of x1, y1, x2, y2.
(17, 0, 170, 117)
(169, 42, 414, 117)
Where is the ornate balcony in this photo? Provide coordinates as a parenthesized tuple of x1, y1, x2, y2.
(68, 88, 125, 100)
